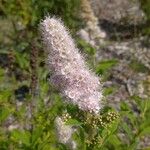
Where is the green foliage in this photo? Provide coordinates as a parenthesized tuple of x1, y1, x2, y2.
(96, 59, 118, 75)
(77, 38, 96, 69)
(129, 59, 149, 73)
(77, 39, 96, 56)
(103, 86, 118, 96)
(0, 39, 149, 149)
(96, 59, 118, 81)
(139, 0, 150, 36)
(0, 1, 150, 149)
(0, 0, 81, 30)
(0, 106, 11, 122)
(117, 96, 150, 150)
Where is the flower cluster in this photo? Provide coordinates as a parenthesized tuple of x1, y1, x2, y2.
(55, 117, 76, 149)
(106, 111, 119, 122)
(40, 16, 103, 113)
(84, 111, 119, 129)
(61, 112, 71, 123)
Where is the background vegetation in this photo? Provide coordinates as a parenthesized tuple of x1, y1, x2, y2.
(0, 0, 150, 150)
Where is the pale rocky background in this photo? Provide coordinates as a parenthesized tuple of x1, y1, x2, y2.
(79, 0, 150, 148)
(78, 0, 150, 103)
(90, 0, 145, 24)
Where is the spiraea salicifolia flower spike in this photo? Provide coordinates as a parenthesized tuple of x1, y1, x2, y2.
(40, 16, 103, 114)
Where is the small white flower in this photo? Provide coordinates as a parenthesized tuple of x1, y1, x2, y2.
(55, 117, 76, 149)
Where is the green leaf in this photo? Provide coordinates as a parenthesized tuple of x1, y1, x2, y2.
(121, 122, 133, 140)
(42, 144, 57, 150)
(139, 126, 150, 137)
(96, 59, 118, 75)
(129, 59, 148, 73)
(65, 119, 82, 126)
(144, 146, 150, 150)
(31, 126, 43, 146)
(120, 102, 131, 111)
(11, 130, 31, 146)
(73, 127, 86, 150)
(15, 51, 29, 70)
(103, 86, 117, 96)
(108, 135, 121, 146)
(57, 143, 68, 150)
(128, 137, 139, 150)
(107, 120, 119, 134)
(77, 39, 96, 55)
(140, 119, 150, 130)
(101, 128, 109, 138)
(146, 99, 150, 110)
(78, 126, 85, 143)
(0, 90, 12, 103)
(0, 68, 4, 77)
(0, 106, 11, 123)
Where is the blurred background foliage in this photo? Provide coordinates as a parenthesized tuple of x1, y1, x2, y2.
(0, 0, 81, 149)
(0, 0, 150, 149)
(0, 0, 81, 29)
(139, 0, 150, 35)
